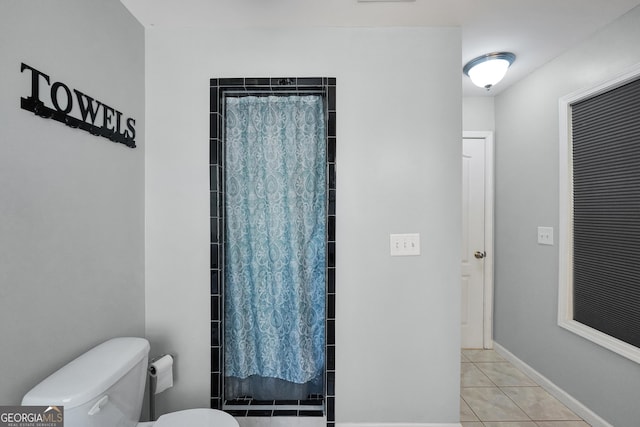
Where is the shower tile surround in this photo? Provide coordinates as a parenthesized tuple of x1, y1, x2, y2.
(209, 78, 337, 427)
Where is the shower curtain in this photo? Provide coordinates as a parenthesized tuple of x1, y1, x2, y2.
(224, 95, 326, 400)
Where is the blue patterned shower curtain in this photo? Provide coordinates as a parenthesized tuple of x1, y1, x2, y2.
(224, 95, 326, 400)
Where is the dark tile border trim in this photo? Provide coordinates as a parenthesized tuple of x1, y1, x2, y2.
(210, 77, 336, 427)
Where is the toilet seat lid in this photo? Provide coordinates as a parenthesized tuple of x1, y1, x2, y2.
(155, 409, 238, 427)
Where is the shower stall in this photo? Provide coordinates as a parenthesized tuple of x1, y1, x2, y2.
(209, 78, 336, 424)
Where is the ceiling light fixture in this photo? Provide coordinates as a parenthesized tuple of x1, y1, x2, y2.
(463, 52, 516, 90)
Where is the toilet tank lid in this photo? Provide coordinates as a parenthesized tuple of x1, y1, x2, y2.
(22, 337, 150, 409)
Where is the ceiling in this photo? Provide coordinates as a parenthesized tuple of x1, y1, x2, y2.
(120, 0, 640, 96)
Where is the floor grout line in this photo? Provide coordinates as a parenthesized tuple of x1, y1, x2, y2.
(461, 350, 590, 426)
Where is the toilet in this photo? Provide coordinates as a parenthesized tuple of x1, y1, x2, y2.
(21, 337, 238, 427)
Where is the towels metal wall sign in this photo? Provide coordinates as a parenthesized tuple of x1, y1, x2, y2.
(20, 63, 137, 148)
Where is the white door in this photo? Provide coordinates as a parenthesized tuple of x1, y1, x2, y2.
(461, 137, 486, 349)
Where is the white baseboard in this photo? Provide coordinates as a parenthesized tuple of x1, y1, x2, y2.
(493, 342, 613, 427)
(337, 423, 461, 427)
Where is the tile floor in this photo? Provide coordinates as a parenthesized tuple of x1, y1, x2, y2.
(461, 349, 591, 427)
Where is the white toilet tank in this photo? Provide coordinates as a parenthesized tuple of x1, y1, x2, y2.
(22, 337, 150, 427)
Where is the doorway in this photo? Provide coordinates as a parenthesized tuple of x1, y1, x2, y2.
(461, 131, 494, 349)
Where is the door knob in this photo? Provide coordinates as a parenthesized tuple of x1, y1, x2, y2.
(474, 251, 486, 259)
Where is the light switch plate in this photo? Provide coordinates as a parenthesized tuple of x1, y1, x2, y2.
(537, 226, 554, 245)
(390, 233, 421, 256)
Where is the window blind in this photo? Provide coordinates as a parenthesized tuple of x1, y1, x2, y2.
(571, 77, 640, 348)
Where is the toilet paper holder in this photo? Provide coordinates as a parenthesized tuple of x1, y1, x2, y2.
(148, 354, 175, 376)
(148, 354, 175, 421)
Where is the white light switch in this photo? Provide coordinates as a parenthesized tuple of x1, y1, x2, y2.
(537, 226, 554, 245)
(390, 233, 421, 256)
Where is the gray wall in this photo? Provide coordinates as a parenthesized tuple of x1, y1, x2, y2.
(0, 0, 145, 405)
(145, 26, 462, 423)
(463, 97, 495, 131)
(494, 6, 640, 427)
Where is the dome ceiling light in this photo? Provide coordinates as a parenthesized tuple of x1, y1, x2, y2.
(463, 52, 516, 90)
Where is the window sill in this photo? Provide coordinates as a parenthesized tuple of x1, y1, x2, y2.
(558, 318, 640, 364)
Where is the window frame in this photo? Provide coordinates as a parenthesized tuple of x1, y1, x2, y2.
(558, 63, 640, 364)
